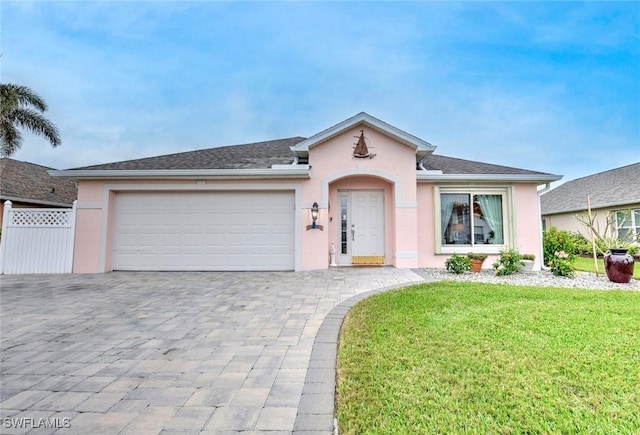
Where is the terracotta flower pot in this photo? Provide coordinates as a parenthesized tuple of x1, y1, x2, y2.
(604, 248, 635, 284)
(470, 259, 484, 273)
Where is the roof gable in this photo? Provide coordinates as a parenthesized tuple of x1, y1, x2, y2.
(291, 112, 436, 159)
(541, 162, 640, 215)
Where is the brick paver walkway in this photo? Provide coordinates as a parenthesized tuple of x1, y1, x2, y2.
(1, 268, 425, 434)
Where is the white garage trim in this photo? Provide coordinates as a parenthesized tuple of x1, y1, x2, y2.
(99, 183, 302, 271)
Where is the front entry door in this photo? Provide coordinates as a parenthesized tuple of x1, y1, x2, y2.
(337, 190, 384, 265)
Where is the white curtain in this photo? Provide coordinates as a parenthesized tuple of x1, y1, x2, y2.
(441, 194, 468, 242)
(476, 195, 504, 244)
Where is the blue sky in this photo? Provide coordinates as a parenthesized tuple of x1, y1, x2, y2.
(2, 1, 639, 185)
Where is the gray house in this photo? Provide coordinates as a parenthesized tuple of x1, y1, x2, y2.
(540, 162, 640, 242)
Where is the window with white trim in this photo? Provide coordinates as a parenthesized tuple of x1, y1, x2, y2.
(615, 208, 640, 244)
(437, 188, 510, 252)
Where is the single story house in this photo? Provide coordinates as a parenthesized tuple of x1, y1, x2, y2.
(541, 162, 640, 242)
(1, 158, 78, 227)
(52, 112, 561, 273)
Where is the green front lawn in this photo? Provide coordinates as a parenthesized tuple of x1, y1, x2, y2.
(573, 255, 640, 279)
(336, 282, 640, 434)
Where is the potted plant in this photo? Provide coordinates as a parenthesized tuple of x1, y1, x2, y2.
(467, 253, 487, 273)
(520, 254, 535, 273)
(576, 210, 638, 283)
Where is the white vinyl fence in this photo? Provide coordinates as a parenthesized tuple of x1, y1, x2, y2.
(0, 200, 77, 274)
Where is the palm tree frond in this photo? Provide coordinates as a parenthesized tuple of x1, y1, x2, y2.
(0, 118, 23, 157)
(0, 83, 60, 156)
(9, 108, 61, 148)
(0, 83, 48, 112)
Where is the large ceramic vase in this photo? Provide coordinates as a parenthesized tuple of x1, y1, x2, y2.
(603, 249, 635, 284)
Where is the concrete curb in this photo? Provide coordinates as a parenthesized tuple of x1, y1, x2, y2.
(292, 279, 427, 434)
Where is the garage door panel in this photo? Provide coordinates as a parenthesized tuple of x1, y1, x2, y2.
(113, 191, 294, 271)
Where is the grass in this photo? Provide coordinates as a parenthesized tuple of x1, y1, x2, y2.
(336, 282, 640, 434)
(573, 256, 640, 279)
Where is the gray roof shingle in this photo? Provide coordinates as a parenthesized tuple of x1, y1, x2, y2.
(421, 154, 553, 175)
(69, 137, 556, 179)
(73, 138, 306, 170)
(541, 162, 640, 215)
(1, 158, 78, 206)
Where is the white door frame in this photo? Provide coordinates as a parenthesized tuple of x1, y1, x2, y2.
(336, 190, 384, 265)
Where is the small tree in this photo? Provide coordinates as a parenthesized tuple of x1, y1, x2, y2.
(575, 210, 639, 255)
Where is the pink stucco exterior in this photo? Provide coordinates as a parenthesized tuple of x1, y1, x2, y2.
(299, 126, 419, 270)
(68, 114, 554, 273)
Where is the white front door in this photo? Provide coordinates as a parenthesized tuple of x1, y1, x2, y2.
(337, 190, 384, 265)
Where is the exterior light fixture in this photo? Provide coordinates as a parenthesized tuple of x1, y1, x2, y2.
(306, 202, 323, 231)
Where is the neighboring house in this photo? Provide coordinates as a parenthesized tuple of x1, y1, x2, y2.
(540, 162, 640, 242)
(0, 158, 78, 227)
(52, 112, 560, 273)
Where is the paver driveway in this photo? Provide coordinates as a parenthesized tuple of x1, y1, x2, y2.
(0, 268, 425, 434)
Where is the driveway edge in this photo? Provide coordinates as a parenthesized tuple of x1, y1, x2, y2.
(292, 279, 427, 434)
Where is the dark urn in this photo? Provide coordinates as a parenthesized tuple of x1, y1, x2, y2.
(604, 249, 635, 284)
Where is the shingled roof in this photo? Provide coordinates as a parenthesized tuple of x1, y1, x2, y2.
(541, 162, 640, 215)
(421, 154, 552, 175)
(1, 158, 78, 206)
(69, 136, 555, 178)
(73, 138, 306, 170)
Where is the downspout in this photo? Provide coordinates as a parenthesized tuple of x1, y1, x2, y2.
(289, 145, 299, 165)
(417, 153, 429, 171)
(538, 183, 552, 270)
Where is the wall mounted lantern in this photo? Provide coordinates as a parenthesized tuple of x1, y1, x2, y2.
(306, 202, 323, 231)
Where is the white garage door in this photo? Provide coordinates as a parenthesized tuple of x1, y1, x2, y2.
(113, 191, 295, 271)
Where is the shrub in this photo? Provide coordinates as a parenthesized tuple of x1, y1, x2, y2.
(467, 253, 488, 261)
(445, 253, 471, 274)
(549, 250, 575, 277)
(521, 254, 535, 261)
(492, 249, 523, 276)
(568, 231, 593, 257)
(543, 227, 575, 265)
